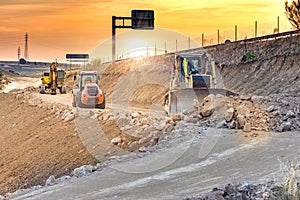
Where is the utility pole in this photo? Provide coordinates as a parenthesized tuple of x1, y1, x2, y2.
(164, 41, 167, 54)
(175, 39, 178, 52)
(188, 37, 190, 49)
(24, 32, 29, 60)
(217, 29, 220, 44)
(235, 25, 238, 41)
(17, 46, 21, 60)
(277, 16, 280, 33)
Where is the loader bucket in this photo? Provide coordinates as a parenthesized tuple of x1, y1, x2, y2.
(164, 88, 237, 115)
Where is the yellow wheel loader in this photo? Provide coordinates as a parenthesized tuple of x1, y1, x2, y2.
(164, 53, 236, 115)
(40, 62, 67, 95)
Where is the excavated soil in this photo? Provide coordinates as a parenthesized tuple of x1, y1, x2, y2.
(0, 92, 97, 195)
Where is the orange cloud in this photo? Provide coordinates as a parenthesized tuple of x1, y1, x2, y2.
(0, 0, 290, 62)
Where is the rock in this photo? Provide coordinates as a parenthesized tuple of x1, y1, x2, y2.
(156, 122, 166, 131)
(163, 124, 174, 132)
(140, 117, 152, 126)
(149, 137, 159, 146)
(172, 114, 182, 122)
(236, 115, 246, 129)
(286, 110, 296, 118)
(138, 146, 147, 152)
(182, 107, 197, 116)
(243, 123, 252, 132)
(131, 112, 140, 118)
(192, 99, 200, 108)
(102, 112, 113, 121)
(279, 122, 292, 132)
(129, 141, 138, 149)
(45, 175, 56, 186)
(216, 120, 227, 128)
(57, 175, 71, 182)
(224, 184, 236, 196)
(236, 105, 251, 117)
(239, 94, 251, 100)
(138, 136, 151, 145)
(225, 107, 235, 122)
(28, 99, 37, 107)
(272, 110, 281, 116)
(280, 99, 289, 106)
(251, 95, 264, 104)
(201, 94, 226, 117)
(262, 192, 270, 199)
(184, 115, 200, 124)
(228, 120, 236, 129)
(111, 136, 122, 145)
(182, 109, 189, 116)
(95, 163, 102, 171)
(64, 113, 74, 122)
(121, 125, 132, 131)
(16, 94, 23, 99)
(165, 117, 175, 125)
(267, 105, 277, 113)
(73, 165, 94, 177)
(201, 94, 215, 117)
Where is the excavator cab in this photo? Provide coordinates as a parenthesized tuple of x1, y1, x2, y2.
(41, 72, 51, 85)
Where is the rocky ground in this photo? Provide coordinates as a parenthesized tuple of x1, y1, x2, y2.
(0, 34, 300, 198)
(0, 89, 97, 195)
(0, 70, 11, 90)
(186, 181, 300, 200)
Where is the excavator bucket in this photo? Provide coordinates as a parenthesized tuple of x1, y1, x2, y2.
(165, 88, 237, 115)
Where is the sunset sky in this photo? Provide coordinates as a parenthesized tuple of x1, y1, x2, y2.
(0, 0, 292, 62)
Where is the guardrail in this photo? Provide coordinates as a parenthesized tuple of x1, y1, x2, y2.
(101, 29, 300, 64)
(176, 29, 300, 54)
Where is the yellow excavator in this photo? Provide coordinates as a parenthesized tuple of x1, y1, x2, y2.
(164, 53, 236, 115)
(40, 62, 67, 95)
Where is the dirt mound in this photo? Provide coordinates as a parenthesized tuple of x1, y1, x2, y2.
(219, 55, 300, 96)
(0, 91, 97, 195)
(98, 56, 173, 106)
(129, 84, 169, 108)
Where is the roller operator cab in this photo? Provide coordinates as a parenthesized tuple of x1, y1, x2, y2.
(72, 71, 105, 109)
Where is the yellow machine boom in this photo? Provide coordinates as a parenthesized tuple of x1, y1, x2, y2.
(40, 62, 67, 95)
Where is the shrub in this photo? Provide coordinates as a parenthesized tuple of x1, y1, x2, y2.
(246, 51, 257, 60)
(273, 164, 300, 200)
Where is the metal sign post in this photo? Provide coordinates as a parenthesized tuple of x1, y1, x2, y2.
(112, 10, 154, 64)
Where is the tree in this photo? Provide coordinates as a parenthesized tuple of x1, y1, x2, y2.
(285, 0, 300, 29)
